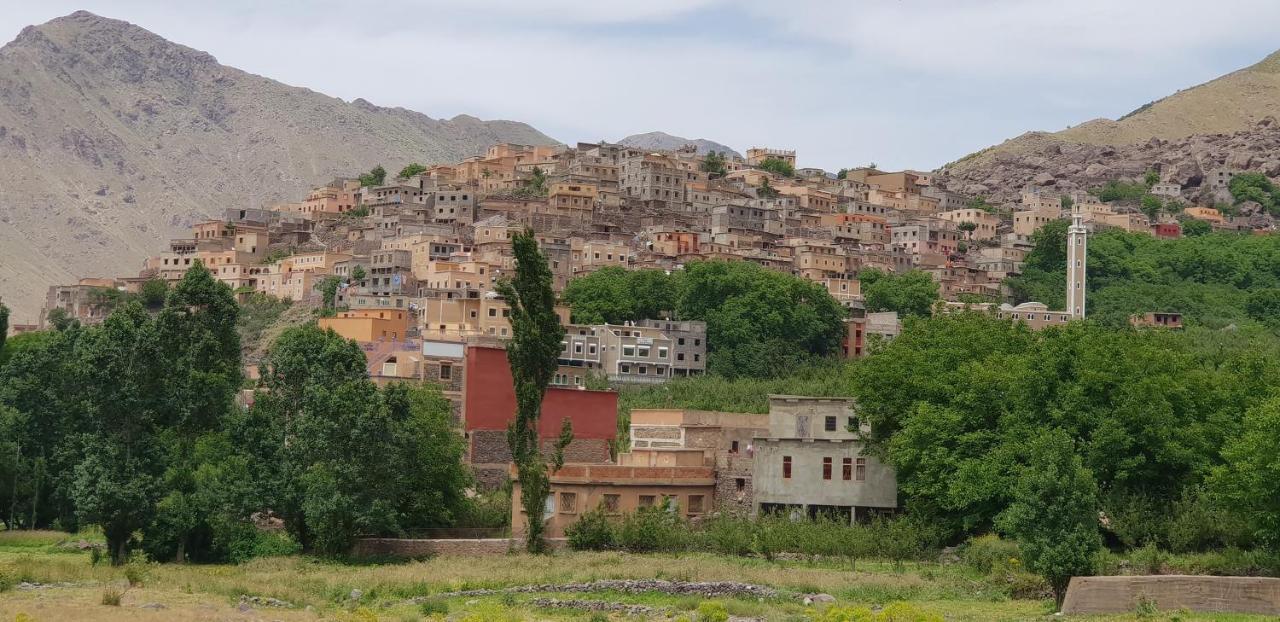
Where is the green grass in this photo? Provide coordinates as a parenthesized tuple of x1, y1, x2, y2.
(2, 536, 1279, 621)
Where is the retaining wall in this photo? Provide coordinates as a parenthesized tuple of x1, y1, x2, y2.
(1062, 575, 1280, 615)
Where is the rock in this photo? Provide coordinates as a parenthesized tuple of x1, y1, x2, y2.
(1083, 163, 1112, 178)
(803, 593, 836, 605)
(963, 184, 990, 196)
(1258, 115, 1276, 128)
(938, 546, 961, 564)
(139, 603, 167, 610)
(349, 588, 363, 601)
(237, 603, 253, 613)
(1032, 172, 1056, 186)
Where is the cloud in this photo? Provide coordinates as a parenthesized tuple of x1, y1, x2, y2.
(2, 0, 1279, 171)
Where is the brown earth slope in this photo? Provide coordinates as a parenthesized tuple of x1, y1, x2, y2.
(0, 11, 556, 321)
(947, 50, 1280, 170)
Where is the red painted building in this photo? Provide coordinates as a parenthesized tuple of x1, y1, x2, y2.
(1152, 222, 1182, 239)
(463, 345, 618, 486)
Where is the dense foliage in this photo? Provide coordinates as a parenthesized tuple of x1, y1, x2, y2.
(1006, 218, 1280, 329)
(499, 229, 570, 553)
(0, 264, 471, 562)
(757, 156, 795, 177)
(859, 269, 940, 318)
(700, 151, 727, 178)
(561, 261, 846, 377)
(1229, 172, 1280, 215)
(358, 165, 386, 187)
(398, 163, 427, 179)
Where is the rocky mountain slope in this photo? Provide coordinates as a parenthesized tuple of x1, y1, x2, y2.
(942, 117, 1280, 204)
(0, 11, 556, 321)
(943, 49, 1280, 199)
(618, 131, 740, 158)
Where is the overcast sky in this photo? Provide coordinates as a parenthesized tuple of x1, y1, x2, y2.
(4, 1, 1280, 171)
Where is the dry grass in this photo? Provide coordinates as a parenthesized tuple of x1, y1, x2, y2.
(3, 531, 1279, 621)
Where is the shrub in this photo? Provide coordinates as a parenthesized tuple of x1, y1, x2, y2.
(1130, 543, 1167, 575)
(101, 588, 124, 606)
(566, 507, 615, 551)
(616, 502, 685, 553)
(418, 600, 449, 616)
(0, 569, 13, 593)
(123, 560, 147, 587)
(960, 535, 1020, 575)
(703, 515, 755, 557)
(697, 601, 730, 622)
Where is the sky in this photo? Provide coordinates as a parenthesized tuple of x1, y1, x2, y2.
(3, 1, 1280, 171)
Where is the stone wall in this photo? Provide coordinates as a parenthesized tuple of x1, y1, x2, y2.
(469, 429, 611, 489)
(1062, 575, 1280, 615)
(351, 537, 566, 559)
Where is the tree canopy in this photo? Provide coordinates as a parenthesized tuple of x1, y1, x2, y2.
(561, 261, 846, 377)
(758, 156, 795, 177)
(700, 151, 727, 178)
(398, 163, 428, 179)
(358, 165, 387, 187)
(859, 269, 940, 318)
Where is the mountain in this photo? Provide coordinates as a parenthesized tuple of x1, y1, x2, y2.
(0, 11, 557, 322)
(946, 49, 1280, 185)
(618, 131, 740, 158)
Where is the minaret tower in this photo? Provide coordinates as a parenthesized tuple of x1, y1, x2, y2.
(1066, 202, 1088, 319)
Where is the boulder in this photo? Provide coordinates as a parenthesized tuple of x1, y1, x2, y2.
(1032, 172, 1056, 186)
(804, 593, 836, 605)
(1083, 163, 1112, 178)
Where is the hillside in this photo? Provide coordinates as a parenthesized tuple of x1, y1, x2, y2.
(617, 131, 740, 158)
(0, 11, 557, 321)
(945, 48, 1280, 189)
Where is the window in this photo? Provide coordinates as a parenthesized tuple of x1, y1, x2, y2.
(688, 495, 705, 514)
(623, 345, 635, 357)
(848, 416, 859, 431)
(558, 492, 578, 514)
(620, 364, 630, 374)
(602, 494, 620, 513)
(638, 495, 656, 508)
(637, 346, 650, 357)
(638, 366, 647, 375)
(825, 416, 837, 432)
(783, 456, 792, 479)
(823, 457, 833, 480)
(678, 337, 685, 345)
(657, 347, 668, 359)
(843, 458, 853, 480)
(589, 344, 597, 355)
(439, 364, 452, 380)
(730, 440, 739, 453)
(574, 341, 583, 354)
(488, 308, 496, 317)
(735, 478, 746, 492)
(856, 458, 866, 481)
(677, 353, 685, 361)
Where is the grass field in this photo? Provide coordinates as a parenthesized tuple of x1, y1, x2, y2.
(0, 530, 1271, 621)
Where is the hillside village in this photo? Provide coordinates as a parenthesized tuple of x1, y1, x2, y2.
(12, 135, 1278, 531)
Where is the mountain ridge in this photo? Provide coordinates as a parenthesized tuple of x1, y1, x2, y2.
(617, 131, 740, 158)
(0, 11, 557, 321)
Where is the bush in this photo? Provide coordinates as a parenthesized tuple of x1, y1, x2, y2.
(703, 515, 755, 557)
(566, 507, 615, 551)
(697, 601, 730, 622)
(419, 599, 449, 616)
(101, 588, 124, 606)
(960, 535, 1020, 575)
(123, 560, 148, 587)
(1130, 543, 1168, 575)
(617, 503, 685, 553)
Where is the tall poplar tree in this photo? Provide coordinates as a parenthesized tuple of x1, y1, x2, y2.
(500, 229, 571, 553)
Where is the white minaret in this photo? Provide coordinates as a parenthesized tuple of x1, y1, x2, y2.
(1066, 202, 1088, 319)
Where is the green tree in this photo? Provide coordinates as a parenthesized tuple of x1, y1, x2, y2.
(1094, 180, 1147, 203)
(561, 267, 677, 325)
(678, 261, 845, 377)
(317, 275, 343, 315)
(139, 277, 169, 309)
(398, 163, 427, 179)
(758, 156, 794, 177)
(1209, 398, 1280, 546)
(700, 151, 727, 178)
(358, 165, 387, 187)
(350, 265, 367, 285)
(1140, 194, 1163, 220)
(499, 229, 571, 553)
(957, 221, 978, 239)
(757, 177, 779, 199)
(1180, 218, 1211, 237)
(1060, 195, 1074, 210)
(997, 431, 1100, 608)
(515, 166, 549, 197)
(1228, 173, 1280, 215)
(0, 302, 7, 353)
(45, 307, 76, 331)
(860, 269, 940, 318)
(836, 168, 849, 180)
(1144, 169, 1160, 188)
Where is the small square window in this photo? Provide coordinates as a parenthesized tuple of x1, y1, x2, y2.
(559, 492, 577, 514)
(602, 494, 620, 513)
(687, 495, 705, 514)
(638, 495, 656, 508)
(824, 416, 837, 432)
